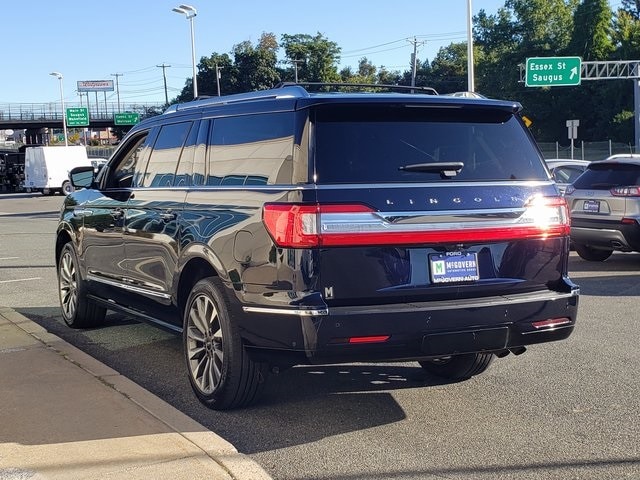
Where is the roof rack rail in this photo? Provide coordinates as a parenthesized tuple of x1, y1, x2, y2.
(164, 86, 309, 114)
(274, 82, 438, 95)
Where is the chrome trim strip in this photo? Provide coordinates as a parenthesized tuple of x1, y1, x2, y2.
(87, 274, 172, 300)
(242, 288, 578, 317)
(242, 306, 329, 316)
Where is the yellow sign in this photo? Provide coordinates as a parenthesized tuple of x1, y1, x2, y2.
(522, 115, 532, 128)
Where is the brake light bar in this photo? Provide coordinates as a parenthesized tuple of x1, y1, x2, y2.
(262, 196, 570, 248)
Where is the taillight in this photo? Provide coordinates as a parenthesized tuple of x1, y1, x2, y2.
(263, 197, 570, 248)
(611, 186, 640, 197)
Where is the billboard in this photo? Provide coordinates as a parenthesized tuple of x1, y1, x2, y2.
(77, 80, 115, 92)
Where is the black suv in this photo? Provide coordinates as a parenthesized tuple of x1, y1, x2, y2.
(56, 84, 579, 409)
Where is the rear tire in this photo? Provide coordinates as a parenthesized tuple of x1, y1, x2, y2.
(419, 353, 494, 380)
(574, 244, 612, 262)
(61, 180, 74, 195)
(57, 243, 106, 328)
(183, 277, 267, 410)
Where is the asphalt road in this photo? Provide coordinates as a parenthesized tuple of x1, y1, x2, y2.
(1, 193, 639, 480)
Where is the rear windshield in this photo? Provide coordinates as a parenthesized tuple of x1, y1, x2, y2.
(573, 163, 640, 189)
(312, 105, 547, 184)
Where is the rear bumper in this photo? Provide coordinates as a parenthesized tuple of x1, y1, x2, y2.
(571, 219, 640, 251)
(240, 283, 579, 365)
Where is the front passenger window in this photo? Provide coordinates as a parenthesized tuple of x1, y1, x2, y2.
(108, 133, 150, 189)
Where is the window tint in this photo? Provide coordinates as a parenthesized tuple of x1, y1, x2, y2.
(573, 163, 640, 189)
(141, 122, 193, 187)
(108, 132, 150, 189)
(207, 113, 294, 185)
(313, 105, 547, 184)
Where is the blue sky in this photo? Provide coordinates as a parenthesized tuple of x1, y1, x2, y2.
(0, 1, 575, 105)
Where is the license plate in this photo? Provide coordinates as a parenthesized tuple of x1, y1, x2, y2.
(583, 200, 600, 213)
(429, 252, 479, 284)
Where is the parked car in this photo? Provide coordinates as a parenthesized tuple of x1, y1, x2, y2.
(565, 157, 640, 261)
(544, 158, 590, 195)
(55, 83, 579, 409)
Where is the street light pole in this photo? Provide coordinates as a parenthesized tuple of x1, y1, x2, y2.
(49, 72, 68, 146)
(466, 0, 475, 92)
(172, 4, 198, 99)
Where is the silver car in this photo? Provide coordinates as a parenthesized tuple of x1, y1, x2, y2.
(565, 157, 640, 261)
(545, 158, 590, 195)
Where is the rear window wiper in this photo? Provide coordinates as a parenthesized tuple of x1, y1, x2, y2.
(399, 162, 464, 178)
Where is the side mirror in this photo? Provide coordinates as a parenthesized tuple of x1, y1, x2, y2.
(69, 166, 96, 189)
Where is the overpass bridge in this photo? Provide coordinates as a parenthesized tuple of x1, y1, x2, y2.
(0, 101, 166, 131)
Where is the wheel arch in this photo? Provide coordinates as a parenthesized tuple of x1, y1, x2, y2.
(177, 256, 220, 317)
(55, 227, 74, 265)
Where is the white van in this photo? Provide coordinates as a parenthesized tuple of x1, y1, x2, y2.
(24, 146, 93, 195)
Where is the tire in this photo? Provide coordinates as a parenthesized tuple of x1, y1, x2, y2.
(57, 243, 106, 328)
(574, 244, 612, 262)
(61, 180, 74, 196)
(419, 353, 494, 380)
(183, 277, 267, 410)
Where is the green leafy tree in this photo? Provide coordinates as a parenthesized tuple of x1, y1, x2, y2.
(280, 33, 341, 82)
(569, 0, 614, 60)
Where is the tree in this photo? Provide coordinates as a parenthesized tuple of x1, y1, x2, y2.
(568, 0, 614, 60)
(231, 33, 280, 92)
(280, 33, 341, 82)
(428, 43, 470, 93)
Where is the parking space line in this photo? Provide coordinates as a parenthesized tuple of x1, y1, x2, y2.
(0, 277, 42, 284)
(0, 257, 20, 261)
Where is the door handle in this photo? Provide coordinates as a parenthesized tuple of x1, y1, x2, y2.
(160, 211, 177, 222)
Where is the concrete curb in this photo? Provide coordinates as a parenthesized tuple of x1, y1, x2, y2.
(0, 306, 272, 480)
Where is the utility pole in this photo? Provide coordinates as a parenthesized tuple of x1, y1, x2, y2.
(215, 64, 223, 96)
(407, 37, 425, 89)
(291, 59, 303, 83)
(111, 73, 123, 112)
(157, 64, 171, 105)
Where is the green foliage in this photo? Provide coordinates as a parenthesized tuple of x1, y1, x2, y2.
(168, 3, 640, 145)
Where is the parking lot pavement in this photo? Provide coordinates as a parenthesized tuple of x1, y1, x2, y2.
(0, 306, 272, 480)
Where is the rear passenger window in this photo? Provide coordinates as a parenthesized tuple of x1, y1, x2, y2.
(141, 122, 193, 187)
(207, 113, 294, 185)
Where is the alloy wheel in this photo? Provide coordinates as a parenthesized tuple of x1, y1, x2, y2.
(186, 293, 224, 394)
(58, 250, 78, 320)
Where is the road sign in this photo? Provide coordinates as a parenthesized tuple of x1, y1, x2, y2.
(114, 112, 140, 125)
(525, 57, 582, 87)
(66, 107, 89, 127)
(566, 119, 580, 140)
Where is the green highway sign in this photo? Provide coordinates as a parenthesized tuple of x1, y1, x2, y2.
(66, 107, 89, 126)
(114, 112, 140, 125)
(525, 57, 582, 87)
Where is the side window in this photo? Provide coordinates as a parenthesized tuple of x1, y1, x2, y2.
(207, 112, 294, 186)
(191, 120, 210, 187)
(174, 121, 200, 187)
(141, 121, 193, 187)
(107, 132, 150, 189)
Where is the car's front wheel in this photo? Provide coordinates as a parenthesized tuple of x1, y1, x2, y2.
(57, 242, 106, 328)
(574, 244, 613, 262)
(419, 353, 494, 380)
(183, 277, 266, 410)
